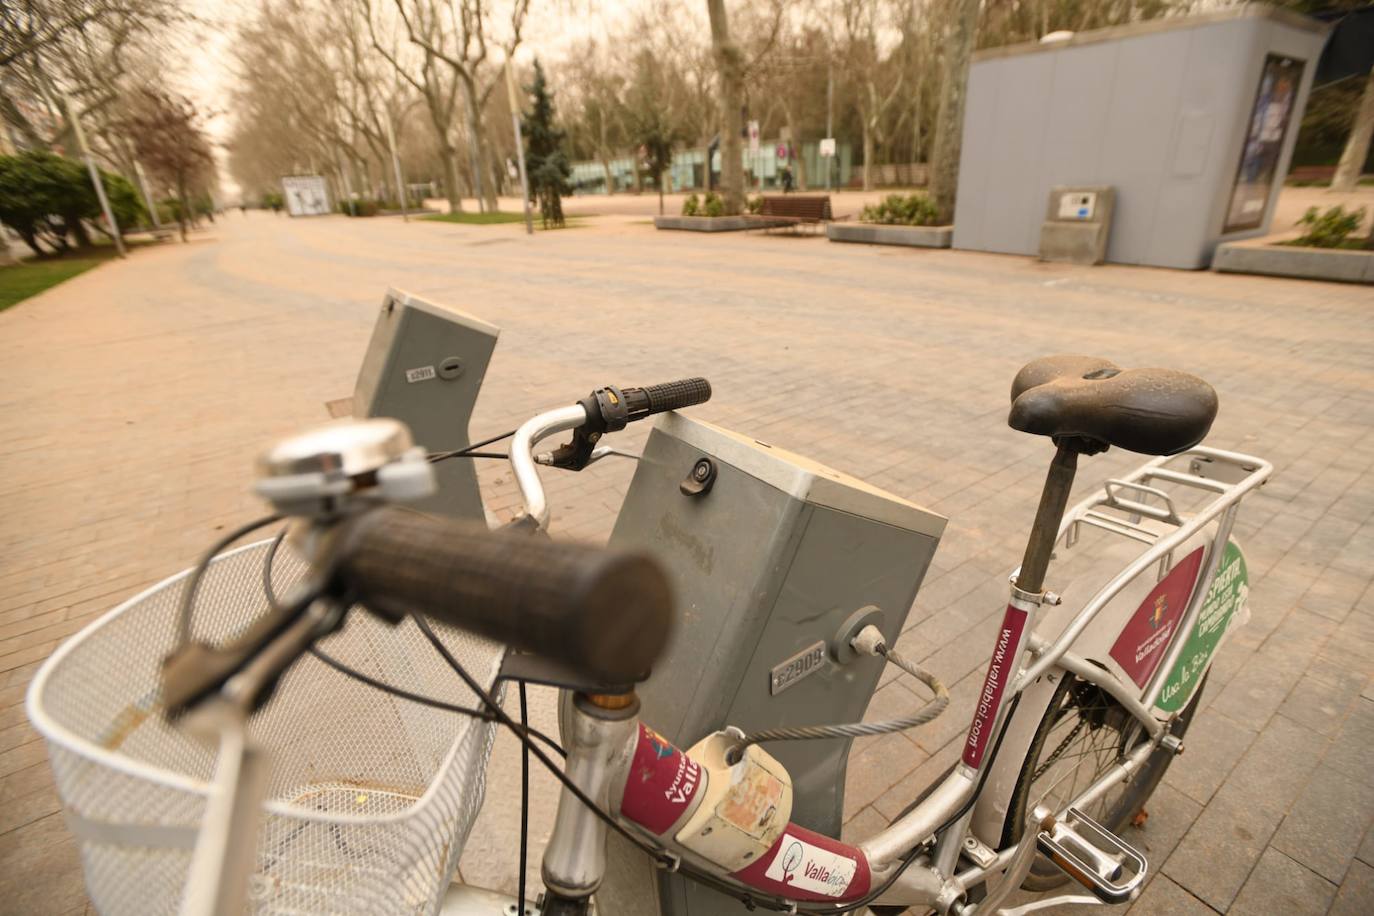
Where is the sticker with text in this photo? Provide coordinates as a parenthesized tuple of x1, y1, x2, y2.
(405, 365, 437, 383)
(763, 834, 857, 898)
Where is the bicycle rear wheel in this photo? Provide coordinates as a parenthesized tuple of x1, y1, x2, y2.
(1001, 670, 1204, 890)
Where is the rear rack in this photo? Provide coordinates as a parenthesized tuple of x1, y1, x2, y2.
(1013, 445, 1271, 704)
(1065, 447, 1267, 551)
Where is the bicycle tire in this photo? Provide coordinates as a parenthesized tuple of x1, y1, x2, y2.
(1001, 669, 1206, 890)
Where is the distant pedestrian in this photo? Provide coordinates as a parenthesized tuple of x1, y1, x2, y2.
(781, 166, 794, 193)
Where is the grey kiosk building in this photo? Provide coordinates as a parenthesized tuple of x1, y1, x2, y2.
(952, 5, 1329, 269)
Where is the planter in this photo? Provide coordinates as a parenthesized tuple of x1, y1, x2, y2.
(1212, 240, 1374, 284)
(653, 215, 792, 232)
(826, 222, 953, 248)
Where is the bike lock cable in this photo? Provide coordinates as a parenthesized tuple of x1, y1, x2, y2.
(410, 613, 803, 913)
(728, 642, 950, 763)
(796, 694, 1023, 916)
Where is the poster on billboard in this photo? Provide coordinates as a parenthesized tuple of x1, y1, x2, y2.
(1223, 55, 1302, 234)
(282, 175, 331, 217)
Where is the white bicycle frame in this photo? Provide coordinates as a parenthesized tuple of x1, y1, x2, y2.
(509, 407, 1270, 914)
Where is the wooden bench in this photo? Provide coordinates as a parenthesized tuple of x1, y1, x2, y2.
(747, 195, 838, 233)
(1287, 165, 1335, 184)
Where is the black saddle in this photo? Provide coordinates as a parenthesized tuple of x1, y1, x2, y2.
(1009, 355, 1217, 456)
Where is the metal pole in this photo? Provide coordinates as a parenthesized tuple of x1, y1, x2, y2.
(825, 61, 834, 191)
(65, 94, 125, 257)
(133, 160, 163, 230)
(382, 115, 409, 222)
(505, 60, 534, 235)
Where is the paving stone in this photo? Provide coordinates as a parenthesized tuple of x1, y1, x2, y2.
(840, 804, 888, 845)
(1329, 857, 1374, 916)
(1162, 707, 1256, 806)
(1321, 697, 1374, 790)
(1126, 873, 1218, 915)
(843, 732, 924, 820)
(5, 201, 1374, 908)
(1271, 763, 1374, 885)
(1162, 713, 1326, 910)
(1229, 847, 1336, 915)
(1276, 667, 1364, 738)
(1121, 782, 1203, 876)
(1163, 789, 1277, 911)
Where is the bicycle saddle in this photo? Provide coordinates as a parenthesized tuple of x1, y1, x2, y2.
(1008, 355, 1217, 456)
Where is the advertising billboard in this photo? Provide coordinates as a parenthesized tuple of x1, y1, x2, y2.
(1223, 54, 1302, 233)
(282, 175, 331, 217)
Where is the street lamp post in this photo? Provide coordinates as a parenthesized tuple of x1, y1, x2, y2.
(65, 94, 125, 257)
(505, 60, 534, 235)
(382, 115, 409, 223)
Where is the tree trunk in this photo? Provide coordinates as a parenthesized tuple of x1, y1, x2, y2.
(176, 177, 189, 242)
(707, 0, 746, 215)
(1332, 65, 1374, 193)
(785, 110, 807, 190)
(441, 143, 464, 213)
(658, 169, 666, 214)
(862, 121, 874, 191)
(602, 157, 614, 194)
(929, 0, 980, 223)
(486, 150, 503, 210)
(457, 77, 488, 213)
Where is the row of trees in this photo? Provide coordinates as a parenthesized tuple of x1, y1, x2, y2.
(226, 0, 1374, 224)
(0, 0, 219, 252)
(229, 0, 537, 215)
(227, 0, 1207, 221)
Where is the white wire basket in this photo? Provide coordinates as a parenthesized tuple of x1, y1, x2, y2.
(26, 538, 506, 915)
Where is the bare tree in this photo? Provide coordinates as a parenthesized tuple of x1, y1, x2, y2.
(118, 87, 214, 240)
(927, 0, 978, 223)
(1331, 65, 1374, 194)
(391, 0, 530, 212)
(363, 0, 467, 212)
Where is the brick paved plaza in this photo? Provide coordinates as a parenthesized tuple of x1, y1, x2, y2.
(2, 196, 1372, 914)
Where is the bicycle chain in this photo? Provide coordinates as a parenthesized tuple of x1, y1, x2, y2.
(1032, 717, 1086, 782)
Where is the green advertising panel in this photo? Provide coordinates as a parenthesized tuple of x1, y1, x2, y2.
(1157, 541, 1247, 711)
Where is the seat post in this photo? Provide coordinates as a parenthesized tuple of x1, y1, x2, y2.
(1017, 444, 1079, 595)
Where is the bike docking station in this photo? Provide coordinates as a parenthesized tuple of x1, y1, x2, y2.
(598, 412, 948, 915)
(26, 311, 1278, 916)
(347, 288, 500, 523)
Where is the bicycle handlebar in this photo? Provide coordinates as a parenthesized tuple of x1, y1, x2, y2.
(337, 507, 673, 685)
(619, 378, 712, 422)
(512, 378, 712, 529)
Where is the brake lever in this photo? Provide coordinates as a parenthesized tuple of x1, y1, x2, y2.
(162, 592, 343, 720)
(536, 445, 639, 468)
(540, 386, 630, 471)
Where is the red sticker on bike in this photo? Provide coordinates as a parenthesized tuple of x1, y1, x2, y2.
(1109, 546, 1204, 687)
(618, 724, 703, 836)
(962, 604, 1028, 769)
(731, 824, 872, 902)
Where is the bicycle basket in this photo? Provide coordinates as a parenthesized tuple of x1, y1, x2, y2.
(26, 538, 505, 915)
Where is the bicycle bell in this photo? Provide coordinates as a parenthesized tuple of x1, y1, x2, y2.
(254, 417, 435, 515)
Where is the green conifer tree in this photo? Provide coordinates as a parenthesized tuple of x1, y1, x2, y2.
(521, 60, 572, 228)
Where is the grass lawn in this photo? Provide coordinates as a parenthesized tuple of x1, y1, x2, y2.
(0, 248, 119, 312)
(423, 211, 528, 225)
(422, 211, 591, 230)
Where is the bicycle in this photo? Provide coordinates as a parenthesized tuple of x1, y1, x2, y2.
(27, 356, 1270, 916)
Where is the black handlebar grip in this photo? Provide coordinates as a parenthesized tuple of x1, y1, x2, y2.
(622, 377, 712, 420)
(337, 508, 673, 684)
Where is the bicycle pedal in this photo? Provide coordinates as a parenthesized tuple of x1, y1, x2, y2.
(1035, 807, 1147, 904)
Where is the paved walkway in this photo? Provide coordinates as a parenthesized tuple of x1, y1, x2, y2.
(1, 205, 1372, 915)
